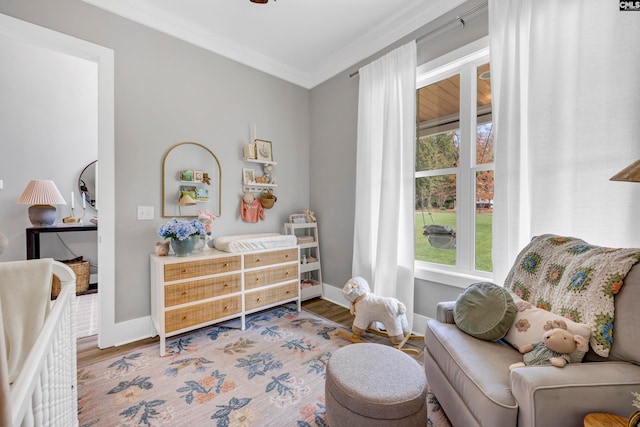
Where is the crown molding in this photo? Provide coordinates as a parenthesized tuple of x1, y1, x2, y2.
(83, 0, 464, 89)
(310, 0, 466, 86)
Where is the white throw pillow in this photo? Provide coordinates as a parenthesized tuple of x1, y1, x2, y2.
(503, 292, 591, 363)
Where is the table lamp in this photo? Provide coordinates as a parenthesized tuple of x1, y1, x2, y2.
(610, 160, 640, 182)
(178, 193, 197, 215)
(17, 179, 67, 226)
(178, 193, 197, 206)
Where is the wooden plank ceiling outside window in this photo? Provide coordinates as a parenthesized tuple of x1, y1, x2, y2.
(418, 63, 492, 134)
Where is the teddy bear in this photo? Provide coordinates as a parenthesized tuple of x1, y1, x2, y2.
(342, 276, 410, 345)
(509, 319, 589, 370)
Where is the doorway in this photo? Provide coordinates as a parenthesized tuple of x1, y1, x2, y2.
(0, 13, 116, 347)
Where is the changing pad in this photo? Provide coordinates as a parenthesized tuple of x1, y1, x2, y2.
(213, 233, 297, 253)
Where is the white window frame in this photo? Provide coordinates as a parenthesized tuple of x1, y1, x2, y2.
(415, 36, 494, 288)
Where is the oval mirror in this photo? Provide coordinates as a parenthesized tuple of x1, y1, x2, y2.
(78, 160, 97, 211)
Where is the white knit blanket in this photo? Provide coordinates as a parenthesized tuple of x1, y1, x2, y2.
(504, 234, 640, 357)
(0, 258, 52, 383)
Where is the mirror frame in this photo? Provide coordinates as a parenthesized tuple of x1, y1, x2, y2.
(162, 142, 222, 218)
(78, 160, 98, 211)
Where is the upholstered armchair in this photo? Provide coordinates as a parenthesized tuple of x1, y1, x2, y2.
(424, 235, 640, 427)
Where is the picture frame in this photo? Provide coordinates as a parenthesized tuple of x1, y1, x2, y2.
(180, 170, 194, 182)
(195, 188, 209, 201)
(180, 185, 197, 198)
(289, 213, 307, 224)
(242, 168, 255, 184)
(255, 139, 273, 162)
(243, 143, 256, 160)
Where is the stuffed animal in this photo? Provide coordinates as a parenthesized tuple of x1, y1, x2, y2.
(262, 164, 274, 184)
(202, 173, 211, 185)
(242, 192, 255, 204)
(304, 209, 316, 223)
(342, 276, 410, 344)
(509, 320, 589, 370)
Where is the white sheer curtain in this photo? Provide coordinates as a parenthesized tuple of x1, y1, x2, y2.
(490, 0, 640, 284)
(352, 41, 416, 329)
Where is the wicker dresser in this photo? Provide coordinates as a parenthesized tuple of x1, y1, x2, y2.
(150, 246, 299, 355)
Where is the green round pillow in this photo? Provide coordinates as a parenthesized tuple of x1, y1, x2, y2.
(453, 282, 516, 341)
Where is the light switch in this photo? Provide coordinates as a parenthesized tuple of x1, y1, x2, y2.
(0, 179, 3, 190)
(137, 206, 154, 220)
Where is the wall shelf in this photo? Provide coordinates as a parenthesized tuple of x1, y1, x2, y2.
(243, 158, 277, 166)
(243, 183, 277, 193)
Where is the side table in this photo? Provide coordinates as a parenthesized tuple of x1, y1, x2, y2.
(26, 224, 98, 295)
(583, 412, 628, 427)
(26, 224, 97, 259)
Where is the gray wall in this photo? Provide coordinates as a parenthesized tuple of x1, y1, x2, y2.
(0, 0, 310, 322)
(309, 0, 489, 319)
(0, 0, 486, 329)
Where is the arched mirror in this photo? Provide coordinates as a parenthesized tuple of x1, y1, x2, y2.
(78, 160, 97, 210)
(162, 142, 221, 218)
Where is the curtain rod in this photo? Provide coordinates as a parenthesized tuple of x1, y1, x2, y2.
(349, 1, 488, 78)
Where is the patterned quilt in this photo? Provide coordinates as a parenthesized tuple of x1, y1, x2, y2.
(504, 234, 640, 357)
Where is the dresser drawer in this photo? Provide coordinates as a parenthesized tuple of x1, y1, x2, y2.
(164, 273, 241, 307)
(164, 255, 241, 281)
(245, 264, 298, 290)
(245, 282, 298, 311)
(165, 295, 241, 333)
(244, 248, 297, 269)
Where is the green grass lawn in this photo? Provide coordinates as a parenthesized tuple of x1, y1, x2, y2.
(415, 211, 493, 272)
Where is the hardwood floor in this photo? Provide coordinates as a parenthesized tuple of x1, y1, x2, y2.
(302, 297, 424, 361)
(77, 297, 424, 365)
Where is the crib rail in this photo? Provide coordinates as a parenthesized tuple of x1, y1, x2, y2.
(9, 262, 78, 427)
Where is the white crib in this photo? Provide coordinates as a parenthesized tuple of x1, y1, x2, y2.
(0, 261, 78, 427)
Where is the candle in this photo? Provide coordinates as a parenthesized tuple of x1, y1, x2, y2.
(82, 193, 86, 208)
(71, 191, 75, 209)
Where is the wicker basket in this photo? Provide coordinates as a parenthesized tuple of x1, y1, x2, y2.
(51, 260, 90, 297)
(260, 189, 277, 209)
(296, 236, 314, 244)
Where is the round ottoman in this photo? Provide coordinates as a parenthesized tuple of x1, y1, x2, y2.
(325, 343, 427, 426)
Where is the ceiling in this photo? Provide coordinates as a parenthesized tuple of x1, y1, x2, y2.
(82, 0, 466, 89)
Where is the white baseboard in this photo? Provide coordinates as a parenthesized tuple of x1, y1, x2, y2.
(319, 283, 349, 309)
(99, 315, 156, 349)
(413, 313, 430, 336)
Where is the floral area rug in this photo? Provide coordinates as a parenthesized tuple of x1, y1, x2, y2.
(427, 387, 452, 427)
(78, 304, 451, 426)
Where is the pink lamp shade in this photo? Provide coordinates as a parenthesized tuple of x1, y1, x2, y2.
(17, 180, 67, 227)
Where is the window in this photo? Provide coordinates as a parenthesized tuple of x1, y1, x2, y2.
(415, 44, 493, 276)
